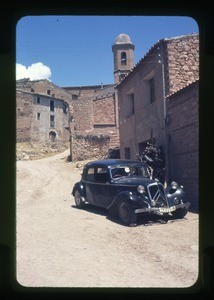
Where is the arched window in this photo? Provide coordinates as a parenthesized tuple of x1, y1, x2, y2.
(121, 52, 127, 65)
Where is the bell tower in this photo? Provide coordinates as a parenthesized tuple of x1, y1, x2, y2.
(112, 33, 135, 84)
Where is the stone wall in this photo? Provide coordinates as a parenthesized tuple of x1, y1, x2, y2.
(16, 90, 33, 142)
(71, 134, 110, 161)
(165, 34, 199, 95)
(167, 80, 199, 210)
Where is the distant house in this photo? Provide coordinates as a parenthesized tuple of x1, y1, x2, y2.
(16, 79, 71, 145)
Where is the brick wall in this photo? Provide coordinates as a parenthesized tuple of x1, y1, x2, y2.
(167, 80, 199, 210)
(93, 96, 115, 125)
(70, 95, 119, 160)
(71, 98, 94, 133)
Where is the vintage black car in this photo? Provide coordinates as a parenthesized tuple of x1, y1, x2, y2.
(72, 159, 190, 226)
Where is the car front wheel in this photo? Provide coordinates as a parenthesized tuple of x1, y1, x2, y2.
(117, 200, 137, 226)
(74, 190, 85, 208)
(171, 207, 188, 219)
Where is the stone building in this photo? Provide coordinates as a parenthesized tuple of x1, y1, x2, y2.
(61, 33, 135, 161)
(117, 33, 199, 158)
(116, 33, 199, 208)
(167, 80, 199, 209)
(65, 84, 119, 161)
(16, 34, 136, 161)
(16, 79, 71, 145)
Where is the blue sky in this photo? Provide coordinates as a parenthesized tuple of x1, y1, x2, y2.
(16, 15, 199, 87)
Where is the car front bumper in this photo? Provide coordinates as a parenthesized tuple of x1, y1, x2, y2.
(134, 201, 190, 215)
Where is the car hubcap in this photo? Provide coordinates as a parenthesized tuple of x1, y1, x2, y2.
(75, 192, 81, 205)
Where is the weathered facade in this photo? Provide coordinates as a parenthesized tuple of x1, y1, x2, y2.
(117, 33, 199, 159)
(116, 33, 199, 208)
(16, 80, 71, 145)
(167, 80, 199, 209)
(67, 84, 119, 161)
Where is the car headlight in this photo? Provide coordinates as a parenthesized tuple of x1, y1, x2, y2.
(137, 185, 145, 194)
(170, 181, 178, 190)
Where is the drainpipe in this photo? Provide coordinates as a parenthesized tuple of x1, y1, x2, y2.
(159, 43, 169, 186)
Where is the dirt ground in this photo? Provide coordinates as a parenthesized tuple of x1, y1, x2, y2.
(16, 149, 199, 288)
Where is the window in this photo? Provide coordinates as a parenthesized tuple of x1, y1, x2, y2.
(37, 112, 40, 120)
(37, 97, 40, 104)
(72, 94, 78, 100)
(149, 77, 155, 103)
(31, 88, 34, 92)
(85, 168, 95, 182)
(50, 115, 55, 128)
(47, 89, 51, 95)
(63, 104, 67, 114)
(124, 147, 131, 159)
(121, 52, 127, 65)
(125, 93, 135, 117)
(96, 168, 108, 183)
(50, 100, 54, 111)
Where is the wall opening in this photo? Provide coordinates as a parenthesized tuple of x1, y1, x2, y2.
(49, 131, 56, 142)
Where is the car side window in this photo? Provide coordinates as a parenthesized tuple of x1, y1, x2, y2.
(96, 168, 108, 183)
(85, 167, 95, 182)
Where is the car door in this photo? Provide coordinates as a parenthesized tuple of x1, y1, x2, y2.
(93, 167, 113, 208)
(84, 167, 96, 205)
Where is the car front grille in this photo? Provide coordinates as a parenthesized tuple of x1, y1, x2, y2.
(147, 182, 167, 207)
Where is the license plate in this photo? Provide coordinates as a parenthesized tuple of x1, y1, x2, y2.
(159, 206, 176, 213)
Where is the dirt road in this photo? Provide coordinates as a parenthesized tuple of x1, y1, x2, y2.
(16, 149, 199, 288)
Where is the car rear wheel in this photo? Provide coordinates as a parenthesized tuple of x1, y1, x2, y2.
(117, 200, 137, 226)
(74, 190, 85, 208)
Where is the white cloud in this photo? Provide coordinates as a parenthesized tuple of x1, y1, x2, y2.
(16, 62, 51, 81)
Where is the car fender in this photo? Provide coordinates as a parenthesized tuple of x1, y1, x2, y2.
(166, 186, 188, 206)
(72, 182, 85, 197)
(107, 190, 147, 210)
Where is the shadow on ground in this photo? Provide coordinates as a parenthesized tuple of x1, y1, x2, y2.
(71, 204, 186, 227)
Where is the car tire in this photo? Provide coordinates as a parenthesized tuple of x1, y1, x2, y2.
(117, 200, 137, 226)
(171, 207, 188, 219)
(74, 190, 85, 208)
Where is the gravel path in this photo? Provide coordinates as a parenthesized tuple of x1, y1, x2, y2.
(16, 150, 199, 288)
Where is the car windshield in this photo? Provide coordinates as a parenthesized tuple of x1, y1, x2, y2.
(110, 165, 149, 179)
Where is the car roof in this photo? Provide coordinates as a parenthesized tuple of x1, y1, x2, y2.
(85, 159, 143, 168)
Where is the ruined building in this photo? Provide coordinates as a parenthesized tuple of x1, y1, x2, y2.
(16, 79, 71, 146)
